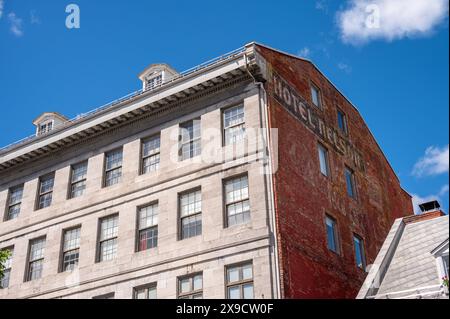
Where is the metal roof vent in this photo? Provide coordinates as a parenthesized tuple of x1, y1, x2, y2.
(419, 200, 441, 214)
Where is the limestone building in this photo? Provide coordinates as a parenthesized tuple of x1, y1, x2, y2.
(0, 43, 412, 299)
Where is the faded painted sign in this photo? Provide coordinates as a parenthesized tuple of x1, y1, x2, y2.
(271, 72, 365, 172)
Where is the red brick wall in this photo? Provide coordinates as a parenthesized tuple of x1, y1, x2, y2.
(256, 45, 413, 299)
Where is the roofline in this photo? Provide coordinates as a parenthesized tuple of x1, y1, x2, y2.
(138, 63, 179, 79)
(251, 41, 407, 190)
(32, 112, 69, 125)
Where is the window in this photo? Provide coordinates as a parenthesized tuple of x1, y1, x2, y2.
(353, 235, 366, 270)
(147, 74, 163, 89)
(223, 105, 246, 145)
(226, 263, 254, 299)
(141, 136, 160, 174)
(224, 175, 250, 227)
(93, 293, 115, 299)
(0, 247, 13, 289)
(337, 109, 348, 135)
(104, 149, 123, 187)
(325, 216, 339, 254)
(318, 144, 330, 177)
(5, 185, 24, 221)
(26, 237, 46, 282)
(61, 227, 81, 272)
(134, 284, 157, 299)
(442, 255, 449, 277)
(180, 190, 202, 240)
(37, 174, 55, 210)
(98, 215, 119, 262)
(311, 84, 322, 108)
(178, 274, 203, 299)
(69, 162, 88, 199)
(179, 119, 201, 161)
(38, 121, 53, 135)
(345, 167, 357, 199)
(137, 204, 158, 251)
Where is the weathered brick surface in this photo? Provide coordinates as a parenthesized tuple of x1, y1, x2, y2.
(256, 45, 413, 299)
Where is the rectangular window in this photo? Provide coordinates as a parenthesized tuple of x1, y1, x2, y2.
(345, 167, 357, 199)
(225, 175, 250, 227)
(26, 237, 46, 282)
(137, 204, 158, 251)
(61, 227, 81, 272)
(326, 216, 339, 254)
(318, 144, 330, 177)
(353, 235, 367, 271)
(37, 174, 55, 210)
(104, 149, 123, 187)
(179, 119, 201, 161)
(226, 263, 254, 299)
(337, 109, 348, 135)
(98, 215, 119, 262)
(134, 284, 157, 299)
(6, 185, 24, 221)
(178, 274, 203, 299)
(69, 162, 88, 199)
(141, 136, 161, 174)
(147, 74, 163, 90)
(311, 84, 322, 108)
(223, 105, 246, 145)
(0, 247, 13, 289)
(180, 190, 202, 240)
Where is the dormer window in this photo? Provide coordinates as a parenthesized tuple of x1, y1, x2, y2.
(39, 121, 54, 135)
(146, 74, 163, 90)
(32, 112, 68, 137)
(138, 64, 179, 91)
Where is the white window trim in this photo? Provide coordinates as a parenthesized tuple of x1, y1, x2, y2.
(36, 120, 55, 135)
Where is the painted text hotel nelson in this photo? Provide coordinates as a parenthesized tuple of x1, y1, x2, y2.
(0, 43, 412, 299)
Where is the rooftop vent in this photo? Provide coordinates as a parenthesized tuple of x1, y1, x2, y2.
(33, 112, 68, 136)
(138, 63, 179, 91)
(419, 200, 441, 214)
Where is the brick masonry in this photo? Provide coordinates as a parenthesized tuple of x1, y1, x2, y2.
(256, 45, 413, 299)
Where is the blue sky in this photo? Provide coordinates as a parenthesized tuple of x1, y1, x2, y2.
(0, 0, 448, 213)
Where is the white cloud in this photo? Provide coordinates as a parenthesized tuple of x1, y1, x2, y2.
(337, 0, 450, 45)
(8, 12, 23, 37)
(298, 47, 312, 58)
(338, 62, 352, 73)
(411, 185, 449, 214)
(413, 145, 449, 177)
(0, 0, 4, 20)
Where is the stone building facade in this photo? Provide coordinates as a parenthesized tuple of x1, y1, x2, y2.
(0, 43, 412, 299)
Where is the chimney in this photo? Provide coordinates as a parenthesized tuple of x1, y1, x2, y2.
(404, 200, 446, 224)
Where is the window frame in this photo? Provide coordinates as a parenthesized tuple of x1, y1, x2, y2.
(222, 104, 246, 146)
(136, 202, 159, 252)
(353, 234, 367, 271)
(345, 166, 357, 199)
(68, 161, 88, 199)
(337, 108, 349, 135)
(0, 246, 14, 289)
(146, 74, 163, 90)
(103, 148, 123, 188)
(223, 174, 251, 228)
(179, 118, 202, 161)
(325, 215, 340, 255)
(133, 283, 157, 299)
(36, 173, 55, 211)
(96, 214, 119, 263)
(38, 120, 54, 135)
(5, 184, 24, 221)
(177, 273, 203, 299)
(225, 262, 255, 299)
(178, 188, 202, 240)
(140, 135, 161, 175)
(318, 143, 331, 177)
(25, 237, 46, 282)
(310, 82, 322, 109)
(60, 226, 82, 273)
